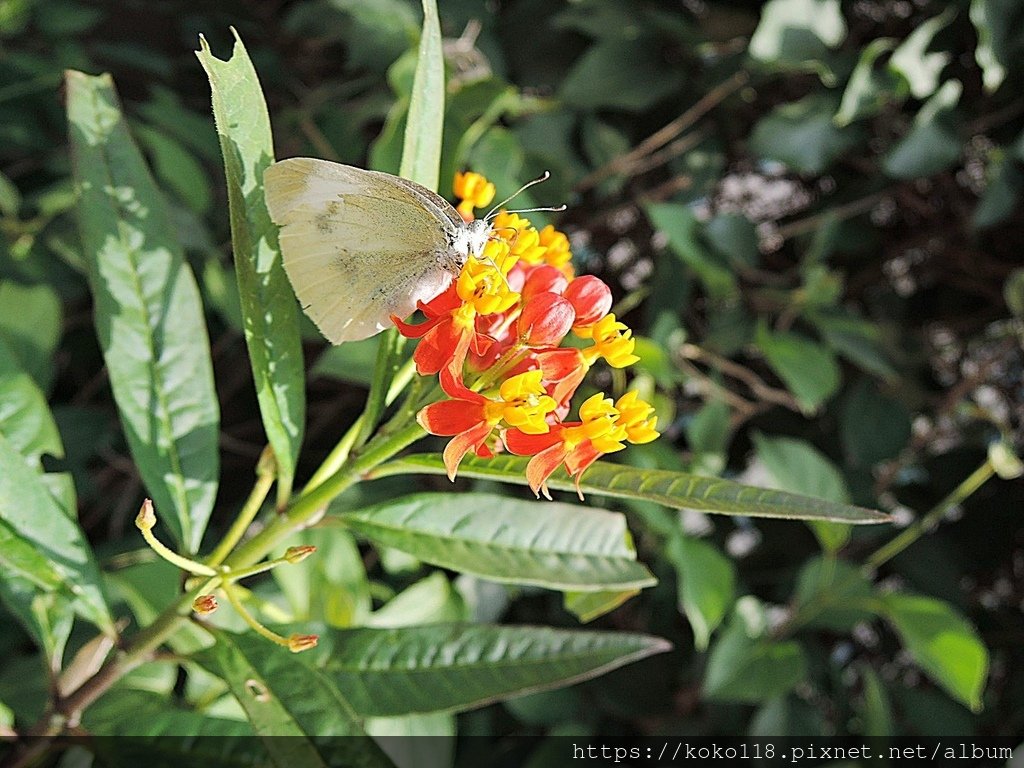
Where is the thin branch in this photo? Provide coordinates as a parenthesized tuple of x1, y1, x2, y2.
(576, 71, 749, 192)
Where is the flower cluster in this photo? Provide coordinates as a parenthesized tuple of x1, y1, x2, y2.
(395, 172, 659, 498)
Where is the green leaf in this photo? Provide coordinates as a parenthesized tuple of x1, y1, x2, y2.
(840, 378, 911, 467)
(0, 434, 77, 667)
(858, 664, 895, 737)
(834, 38, 900, 126)
(750, 95, 861, 174)
(748, 0, 846, 78)
(319, 624, 671, 716)
(0, 280, 61, 391)
(645, 203, 735, 297)
(1004, 268, 1024, 318)
(704, 601, 807, 703)
(0, 432, 113, 635)
(686, 398, 731, 476)
(313, 337, 389, 387)
(372, 454, 891, 524)
(705, 213, 759, 267)
(754, 323, 840, 413)
(889, 8, 955, 99)
(0, 335, 62, 467)
(668, 534, 735, 650)
(970, 0, 1023, 92)
(368, 572, 468, 627)
(197, 31, 305, 504)
(752, 432, 851, 551)
(85, 687, 255, 740)
(881, 592, 988, 711)
(340, 492, 655, 592)
(133, 122, 212, 214)
(883, 80, 962, 179)
(563, 589, 639, 623)
(66, 70, 219, 553)
(400, 0, 443, 190)
(561, 38, 684, 112)
(807, 309, 897, 380)
(273, 525, 372, 627)
(793, 556, 877, 632)
(0, 170, 20, 216)
(193, 629, 395, 767)
(973, 150, 1024, 230)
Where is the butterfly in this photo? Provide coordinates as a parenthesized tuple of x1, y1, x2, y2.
(263, 158, 557, 344)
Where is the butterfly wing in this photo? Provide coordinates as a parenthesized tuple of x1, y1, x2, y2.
(264, 158, 465, 343)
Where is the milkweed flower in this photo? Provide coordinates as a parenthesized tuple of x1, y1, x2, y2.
(397, 171, 660, 495)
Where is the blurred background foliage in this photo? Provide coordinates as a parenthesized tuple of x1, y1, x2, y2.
(1, 0, 1023, 751)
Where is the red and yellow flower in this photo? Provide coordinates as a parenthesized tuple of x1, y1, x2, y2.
(399, 171, 660, 496)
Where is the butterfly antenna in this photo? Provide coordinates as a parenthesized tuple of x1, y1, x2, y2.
(484, 171, 565, 221)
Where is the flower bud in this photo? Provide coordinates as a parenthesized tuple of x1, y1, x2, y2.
(517, 292, 575, 347)
(521, 265, 569, 303)
(192, 594, 218, 615)
(288, 633, 319, 653)
(564, 276, 612, 328)
(135, 499, 157, 531)
(284, 545, 317, 564)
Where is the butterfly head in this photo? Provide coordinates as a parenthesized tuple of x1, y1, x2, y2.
(455, 218, 494, 261)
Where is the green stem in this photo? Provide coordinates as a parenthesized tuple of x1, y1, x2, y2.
(205, 470, 275, 567)
(221, 581, 290, 649)
(304, 356, 417, 492)
(863, 458, 995, 573)
(224, 417, 428, 570)
(778, 457, 997, 638)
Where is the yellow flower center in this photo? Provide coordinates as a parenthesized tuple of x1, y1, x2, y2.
(615, 391, 660, 444)
(456, 240, 519, 317)
(578, 314, 640, 368)
(562, 393, 627, 453)
(484, 370, 556, 433)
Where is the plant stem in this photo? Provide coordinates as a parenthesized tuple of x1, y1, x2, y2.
(224, 417, 427, 570)
(863, 458, 996, 573)
(776, 456, 998, 638)
(205, 469, 275, 567)
(303, 356, 416, 492)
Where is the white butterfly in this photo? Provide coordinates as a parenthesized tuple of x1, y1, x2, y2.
(263, 158, 494, 343)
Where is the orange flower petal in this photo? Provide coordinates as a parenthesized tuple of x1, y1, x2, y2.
(443, 421, 495, 480)
(417, 400, 485, 436)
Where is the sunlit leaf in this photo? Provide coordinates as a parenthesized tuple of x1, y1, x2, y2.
(66, 70, 219, 553)
(400, 0, 443, 189)
(197, 31, 305, 504)
(882, 592, 988, 712)
(340, 492, 655, 592)
(372, 454, 890, 524)
(318, 624, 671, 716)
(0, 432, 113, 635)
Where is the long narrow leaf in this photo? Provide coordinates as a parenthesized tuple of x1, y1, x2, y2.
(340, 492, 655, 592)
(0, 339, 78, 663)
(371, 453, 891, 523)
(66, 70, 219, 552)
(318, 624, 670, 716)
(0, 433, 113, 635)
(399, 0, 444, 189)
(196, 32, 305, 505)
(193, 629, 395, 768)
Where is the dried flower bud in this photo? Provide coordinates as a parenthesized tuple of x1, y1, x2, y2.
(135, 499, 157, 531)
(284, 545, 317, 564)
(192, 594, 218, 615)
(288, 633, 319, 653)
